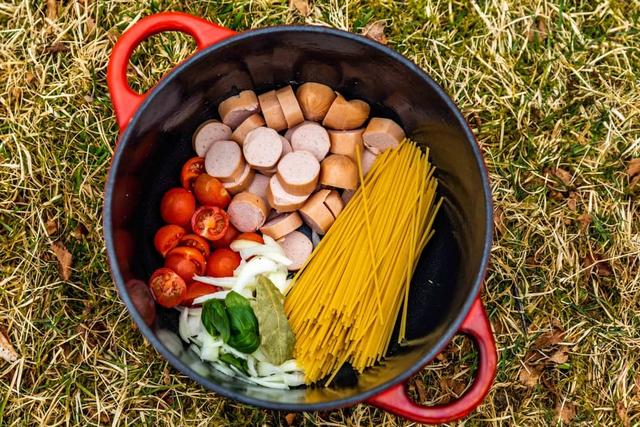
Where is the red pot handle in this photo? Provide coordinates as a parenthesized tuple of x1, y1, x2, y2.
(367, 297, 497, 424)
(107, 12, 236, 132)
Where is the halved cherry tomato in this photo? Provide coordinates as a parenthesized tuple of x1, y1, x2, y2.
(164, 246, 206, 283)
(194, 174, 231, 208)
(178, 233, 211, 258)
(191, 206, 229, 241)
(181, 282, 220, 306)
(154, 224, 186, 257)
(149, 268, 187, 308)
(180, 157, 205, 190)
(160, 188, 196, 227)
(206, 248, 241, 277)
(235, 232, 264, 244)
(212, 223, 239, 249)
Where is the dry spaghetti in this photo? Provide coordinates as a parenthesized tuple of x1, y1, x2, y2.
(284, 141, 442, 384)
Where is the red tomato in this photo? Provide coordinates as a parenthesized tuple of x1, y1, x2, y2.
(178, 233, 211, 258)
(235, 232, 264, 244)
(181, 282, 220, 306)
(154, 224, 186, 257)
(194, 174, 231, 208)
(160, 188, 196, 227)
(180, 157, 205, 190)
(206, 248, 241, 277)
(164, 246, 207, 283)
(149, 268, 187, 308)
(212, 224, 239, 249)
(192, 206, 229, 241)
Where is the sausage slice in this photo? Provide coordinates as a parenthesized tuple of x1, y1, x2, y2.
(319, 154, 358, 190)
(290, 122, 330, 161)
(218, 90, 260, 129)
(260, 212, 303, 240)
(231, 113, 265, 145)
(361, 148, 378, 176)
(223, 163, 255, 194)
(258, 90, 287, 131)
(296, 82, 337, 122)
(278, 231, 313, 271)
(281, 136, 293, 156)
(276, 151, 320, 196)
(246, 173, 270, 205)
(243, 127, 283, 170)
(299, 189, 342, 235)
(205, 140, 245, 182)
(192, 120, 232, 156)
(276, 85, 304, 128)
(266, 175, 311, 212)
(322, 94, 370, 130)
(227, 191, 270, 232)
(362, 117, 405, 154)
(328, 128, 364, 161)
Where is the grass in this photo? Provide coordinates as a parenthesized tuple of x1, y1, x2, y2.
(1, 0, 639, 425)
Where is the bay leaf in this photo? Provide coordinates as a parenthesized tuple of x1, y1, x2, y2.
(254, 276, 295, 365)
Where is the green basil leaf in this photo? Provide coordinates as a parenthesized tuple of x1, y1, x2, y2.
(219, 353, 249, 375)
(253, 276, 296, 365)
(201, 299, 230, 342)
(225, 292, 260, 354)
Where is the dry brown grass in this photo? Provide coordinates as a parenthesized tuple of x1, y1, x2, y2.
(1, 0, 639, 425)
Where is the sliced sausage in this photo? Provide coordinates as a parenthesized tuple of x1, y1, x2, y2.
(231, 113, 265, 145)
(192, 120, 232, 156)
(276, 151, 320, 196)
(290, 122, 330, 161)
(296, 82, 337, 122)
(299, 189, 338, 235)
(281, 136, 292, 156)
(362, 117, 405, 154)
(276, 85, 304, 128)
(284, 120, 313, 141)
(278, 231, 313, 271)
(319, 154, 358, 190)
(223, 163, 255, 194)
(267, 175, 311, 212)
(246, 173, 270, 205)
(258, 90, 287, 131)
(361, 148, 378, 176)
(205, 140, 245, 182)
(341, 189, 356, 204)
(243, 127, 283, 170)
(260, 212, 303, 240)
(218, 90, 260, 129)
(328, 128, 364, 161)
(322, 94, 370, 130)
(324, 189, 344, 218)
(227, 191, 269, 232)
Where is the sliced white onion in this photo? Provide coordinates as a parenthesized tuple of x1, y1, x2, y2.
(267, 270, 288, 294)
(239, 245, 292, 266)
(179, 307, 190, 342)
(192, 275, 236, 288)
(230, 239, 262, 252)
(235, 256, 278, 290)
(156, 329, 184, 356)
(211, 361, 236, 377)
(201, 343, 220, 362)
(247, 356, 258, 377)
(220, 343, 251, 360)
(283, 372, 305, 386)
(243, 374, 290, 389)
(189, 343, 202, 357)
(193, 290, 231, 305)
(311, 230, 321, 248)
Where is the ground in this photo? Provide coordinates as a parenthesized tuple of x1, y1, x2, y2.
(1, 0, 639, 425)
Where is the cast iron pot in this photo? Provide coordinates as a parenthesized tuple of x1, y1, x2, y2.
(105, 12, 497, 424)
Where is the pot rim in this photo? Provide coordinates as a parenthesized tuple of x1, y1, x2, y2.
(104, 24, 493, 411)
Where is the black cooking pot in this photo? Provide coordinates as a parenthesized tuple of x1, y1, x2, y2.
(105, 12, 496, 423)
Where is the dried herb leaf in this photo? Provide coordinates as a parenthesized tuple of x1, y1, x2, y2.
(253, 276, 295, 365)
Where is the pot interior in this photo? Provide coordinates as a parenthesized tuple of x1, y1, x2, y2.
(106, 26, 491, 410)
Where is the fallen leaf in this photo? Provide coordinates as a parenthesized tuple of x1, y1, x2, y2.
(627, 159, 640, 178)
(45, 217, 58, 236)
(551, 168, 573, 186)
(519, 364, 542, 387)
(414, 378, 427, 402)
(290, 0, 310, 16)
(549, 190, 565, 201)
(51, 241, 72, 280)
(555, 401, 576, 424)
(362, 21, 387, 45)
(162, 367, 171, 385)
(72, 222, 88, 240)
(583, 253, 613, 277)
(46, 42, 69, 54)
(616, 402, 630, 427)
(26, 72, 36, 85)
(0, 330, 18, 363)
(549, 346, 569, 364)
(85, 16, 96, 34)
(285, 413, 296, 426)
(577, 213, 591, 232)
(630, 174, 640, 191)
(527, 16, 548, 43)
(566, 192, 578, 211)
(440, 377, 466, 396)
(47, 0, 58, 20)
(534, 325, 564, 349)
(494, 206, 506, 235)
